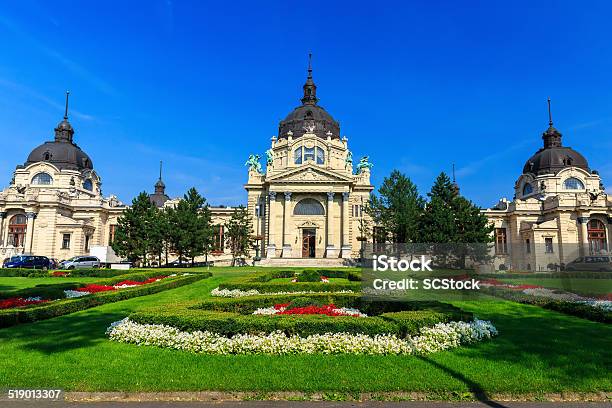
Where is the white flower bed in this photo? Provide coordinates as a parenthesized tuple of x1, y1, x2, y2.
(522, 288, 612, 312)
(106, 318, 497, 355)
(210, 287, 354, 298)
(64, 290, 90, 298)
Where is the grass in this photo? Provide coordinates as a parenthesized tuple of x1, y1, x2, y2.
(497, 277, 612, 296)
(0, 266, 610, 396)
(0, 277, 101, 294)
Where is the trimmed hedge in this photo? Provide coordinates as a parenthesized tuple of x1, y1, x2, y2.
(218, 269, 362, 293)
(0, 270, 190, 300)
(478, 271, 612, 280)
(482, 286, 611, 323)
(128, 294, 472, 337)
(0, 272, 211, 328)
(0, 268, 51, 277)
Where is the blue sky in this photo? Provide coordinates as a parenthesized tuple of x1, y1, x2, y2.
(1, 0, 612, 207)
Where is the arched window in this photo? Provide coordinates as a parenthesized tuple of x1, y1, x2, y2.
(316, 147, 325, 164)
(587, 219, 607, 254)
(31, 172, 53, 185)
(8, 214, 27, 247)
(294, 198, 325, 216)
(522, 183, 533, 196)
(563, 177, 584, 190)
(83, 179, 93, 191)
(294, 147, 303, 164)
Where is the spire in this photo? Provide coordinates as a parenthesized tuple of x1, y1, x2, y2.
(451, 163, 460, 195)
(154, 160, 166, 193)
(54, 90, 75, 143)
(542, 97, 562, 149)
(64, 90, 70, 120)
(301, 52, 318, 105)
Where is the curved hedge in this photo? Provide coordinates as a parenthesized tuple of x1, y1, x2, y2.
(0, 272, 211, 328)
(218, 269, 362, 293)
(128, 293, 472, 337)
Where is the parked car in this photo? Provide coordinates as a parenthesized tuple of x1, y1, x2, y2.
(59, 256, 101, 270)
(565, 256, 612, 272)
(2, 255, 52, 270)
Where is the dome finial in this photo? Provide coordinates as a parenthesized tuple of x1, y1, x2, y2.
(301, 53, 318, 105)
(307, 52, 312, 79)
(64, 90, 70, 120)
(547, 97, 553, 127)
(159, 160, 163, 181)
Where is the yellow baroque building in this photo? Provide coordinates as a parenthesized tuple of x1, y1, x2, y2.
(0, 98, 125, 262)
(484, 105, 611, 271)
(244, 62, 374, 264)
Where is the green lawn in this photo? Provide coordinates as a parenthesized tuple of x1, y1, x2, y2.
(0, 267, 610, 396)
(0, 276, 101, 294)
(497, 277, 612, 296)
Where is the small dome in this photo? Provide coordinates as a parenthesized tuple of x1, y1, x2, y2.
(26, 141, 93, 171)
(522, 125, 589, 175)
(279, 104, 340, 140)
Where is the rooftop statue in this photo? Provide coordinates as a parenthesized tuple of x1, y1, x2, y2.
(356, 156, 373, 174)
(245, 154, 263, 174)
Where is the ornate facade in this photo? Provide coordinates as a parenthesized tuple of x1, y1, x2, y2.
(0, 94, 125, 262)
(485, 101, 611, 271)
(245, 59, 374, 262)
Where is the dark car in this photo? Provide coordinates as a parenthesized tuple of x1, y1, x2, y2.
(3, 255, 52, 270)
(565, 256, 612, 272)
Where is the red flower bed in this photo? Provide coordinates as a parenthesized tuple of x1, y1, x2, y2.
(76, 284, 116, 293)
(143, 276, 167, 284)
(52, 271, 69, 277)
(277, 303, 346, 316)
(597, 293, 612, 301)
(0, 297, 48, 310)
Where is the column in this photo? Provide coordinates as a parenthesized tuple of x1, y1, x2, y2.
(282, 192, 292, 257)
(325, 192, 338, 258)
(0, 212, 6, 246)
(578, 216, 590, 256)
(25, 212, 37, 254)
(266, 192, 277, 258)
(341, 192, 351, 258)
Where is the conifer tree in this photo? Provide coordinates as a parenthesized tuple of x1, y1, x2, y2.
(225, 205, 254, 266)
(112, 192, 155, 265)
(367, 170, 424, 243)
(168, 187, 210, 265)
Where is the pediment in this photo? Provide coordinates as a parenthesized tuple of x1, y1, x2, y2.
(267, 165, 352, 184)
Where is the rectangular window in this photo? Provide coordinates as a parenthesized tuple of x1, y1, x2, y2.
(85, 235, 90, 251)
(213, 225, 224, 253)
(525, 239, 531, 254)
(545, 237, 554, 253)
(62, 234, 71, 249)
(109, 225, 116, 244)
(304, 147, 315, 161)
(495, 228, 507, 255)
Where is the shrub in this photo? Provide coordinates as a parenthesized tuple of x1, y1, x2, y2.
(295, 270, 321, 282)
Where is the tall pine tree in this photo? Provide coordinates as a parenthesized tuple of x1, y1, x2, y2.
(112, 192, 156, 265)
(367, 170, 424, 243)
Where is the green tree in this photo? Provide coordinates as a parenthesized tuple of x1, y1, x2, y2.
(225, 205, 254, 266)
(367, 170, 424, 243)
(112, 192, 155, 265)
(147, 207, 169, 266)
(420, 172, 493, 267)
(167, 188, 211, 265)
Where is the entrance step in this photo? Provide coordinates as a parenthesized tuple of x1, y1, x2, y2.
(257, 257, 358, 268)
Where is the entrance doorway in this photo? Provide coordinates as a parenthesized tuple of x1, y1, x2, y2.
(302, 228, 316, 258)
